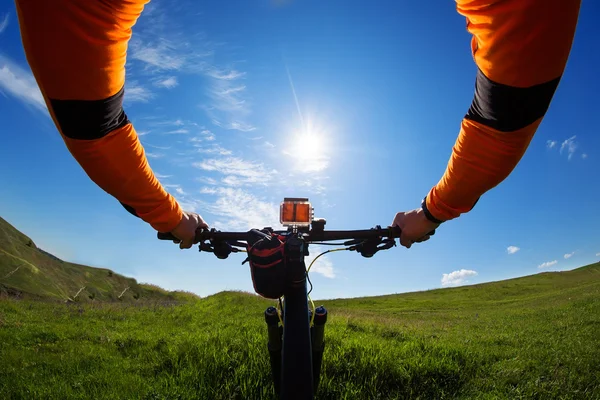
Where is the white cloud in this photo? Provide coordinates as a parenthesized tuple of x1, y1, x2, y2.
(0, 55, 47, 114)
(0, 13, 8, 34)
(137, 131, 151, 136)
(165, 129, 189, 134)
(124, 81, 154, 103)
(130, 39, 186, 71)
(441, 269, 478, 287)
(154, 76, 178, 89)
(146, 152, 164, 159)
(210, 116, 257, 132)
(200, 187, 219, 194)
(581, 153, 588, 159)
(144, 143, 171, 150)
(203, 66, 257, 133)
(229, 121, 257, 132)
(197, 144, 232, 156)
(546, 140, 557, 149)
(596, 252, 600, 257)
(205, 68, 246, 81)
(193, 157, 276, 186)
(538, 260, 558, 269)
(506, 246, 520, 255)
(175, 187, 185, 195)
(154, 173, 172, 179)
(563, 251, 575, 259)
(191, 130, 216, 142)
(197, 177, 218, 185)
(204, 187, 281, 231)
(560, 136, 578, 160)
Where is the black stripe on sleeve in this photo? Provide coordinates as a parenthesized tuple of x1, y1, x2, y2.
(49, 86, 130, 140)
(465, 69, 561, 132)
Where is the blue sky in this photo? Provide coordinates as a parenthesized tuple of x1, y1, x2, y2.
(1, 0, 599, 299)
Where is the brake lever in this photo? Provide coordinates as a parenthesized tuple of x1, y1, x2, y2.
(348, 237, 396, 258)
(199, 242, 215, 253)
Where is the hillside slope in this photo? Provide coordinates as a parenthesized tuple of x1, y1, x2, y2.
(0, 216, 193, 302)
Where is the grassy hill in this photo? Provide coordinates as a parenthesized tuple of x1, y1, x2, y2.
(1, 261, 598, 399)
(0, 216, 195, 302)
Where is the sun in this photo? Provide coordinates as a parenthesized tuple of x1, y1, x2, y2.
(285, 118, 331, 172)
(293, 131, 324, 161)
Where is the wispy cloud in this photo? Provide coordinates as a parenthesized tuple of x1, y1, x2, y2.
(546, 140, 557, 149)
(210, 115, 257, 132)
(203, 187, 281, 231)
(563, 251, 575, 259)
(127, 0, 257, 133)
(193, 157, 276, 186)
(165, 129, 189, 134)
(441, 269, 478, 287)
(197, 144, 232, 156)
(560, 136, 578, 160)
(538, 260, 558, 269)
(197, 177, 218, 185)
(124, 81, 154, 103)
(581, 153, 588, 159)
(506, 246, 520, 255)
(154, 76, 178, 89)
(144, 143, 171, 150)
(0, 55, 47, 114)
(203, 67, 256, 132)
(137, 131, 151, 136)
(154, 173, 172, 179)
(192, 129, 218, 141)
(205, 69, 246, 81)
(130, 38, 187, 71)
(596, 252, 600, 257)
(0, 13, 8, 34)
(146, 152, 164, 159)
(200, 187, 219, 194)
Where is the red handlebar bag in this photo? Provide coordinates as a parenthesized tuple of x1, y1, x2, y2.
(243, 233, 287, 299)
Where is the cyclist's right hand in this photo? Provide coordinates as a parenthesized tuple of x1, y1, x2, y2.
(170, 211, 209, 249)
(392, 208, 439, 249)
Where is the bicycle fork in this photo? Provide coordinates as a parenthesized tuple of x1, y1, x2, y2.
(264, 304, 329, 397)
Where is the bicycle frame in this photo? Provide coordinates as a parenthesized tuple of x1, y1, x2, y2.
(264, 233, 328, 400)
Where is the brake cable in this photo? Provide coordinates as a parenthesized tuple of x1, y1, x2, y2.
(305, 248, 348, 325)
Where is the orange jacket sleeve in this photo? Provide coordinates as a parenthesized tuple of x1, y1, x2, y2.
(15, 0, 182, 232)
(423, 0, 581, 222)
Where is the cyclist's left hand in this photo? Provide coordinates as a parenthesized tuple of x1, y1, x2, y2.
(392, 208, 440, 248)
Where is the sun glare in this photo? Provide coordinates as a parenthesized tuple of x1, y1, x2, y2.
(285, 118, 332, 172)
(293, 132, 323, 161)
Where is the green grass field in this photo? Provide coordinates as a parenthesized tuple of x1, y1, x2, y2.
(1, 263, 599, 399)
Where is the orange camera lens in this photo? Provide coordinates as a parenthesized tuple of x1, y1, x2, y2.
(280, 198, 312, 226)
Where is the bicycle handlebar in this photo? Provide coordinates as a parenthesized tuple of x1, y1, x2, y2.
(157, 225, 404, 243)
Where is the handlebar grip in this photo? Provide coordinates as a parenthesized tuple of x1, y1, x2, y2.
(157, 232, 180, 242)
